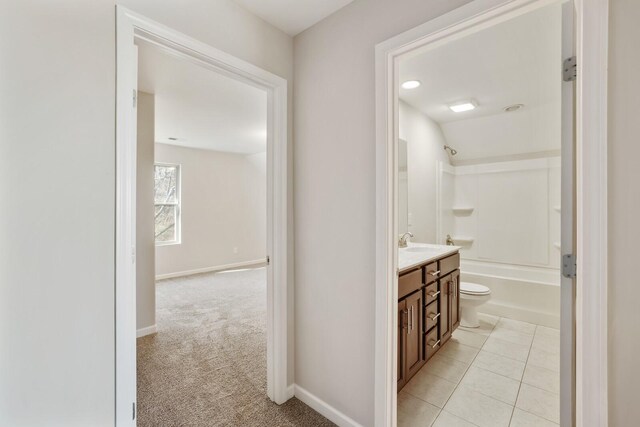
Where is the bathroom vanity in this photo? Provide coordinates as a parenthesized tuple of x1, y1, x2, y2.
(397, 244, 461, 391)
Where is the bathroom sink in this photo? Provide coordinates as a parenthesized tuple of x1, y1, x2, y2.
(403, 247, 439, 253)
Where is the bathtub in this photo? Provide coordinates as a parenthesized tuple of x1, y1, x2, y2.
(460, 259, 560, 328)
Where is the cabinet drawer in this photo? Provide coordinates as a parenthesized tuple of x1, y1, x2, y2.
(424, 300, 439, 332)
(424, 282, 439, 306)
(399, 269, 423, 300)
(439, 253, 460, 276)
(424, 262, 439, 284)
(425, 327, 440, 360)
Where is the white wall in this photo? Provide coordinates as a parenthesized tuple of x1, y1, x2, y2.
(154, 144, 266, 277)
(399, 100, 450, 244)
(137, 92, 156, 331)
(293, 0, 472, 423)
(0, 2, 116, 425)
(608, 0, 640, 424)
(0, 1, 292, 425)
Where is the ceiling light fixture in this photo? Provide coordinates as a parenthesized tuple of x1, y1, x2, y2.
(448, 100, 478, 113)
(168, 137, 178, 141)
(503, 104, 524, 112)
(401, 80, 421, 90)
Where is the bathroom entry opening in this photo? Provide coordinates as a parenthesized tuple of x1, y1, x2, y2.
(371, 0, 610, 425)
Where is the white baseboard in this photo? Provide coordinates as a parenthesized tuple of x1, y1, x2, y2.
(294, 384, 362, 427)
(155, 258, 267, 281)
(286, 384, 295, 400)
(136, 324, 157, 338)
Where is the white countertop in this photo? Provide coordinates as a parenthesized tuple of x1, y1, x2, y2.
(398, 243, 460, 273)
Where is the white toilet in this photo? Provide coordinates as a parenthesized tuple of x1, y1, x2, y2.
(459, 282, 491, 328)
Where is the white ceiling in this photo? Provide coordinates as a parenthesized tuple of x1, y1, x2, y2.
(399, 3, 563, 161)
(233, 0, 354, 36)
(137, 40, 267, 155)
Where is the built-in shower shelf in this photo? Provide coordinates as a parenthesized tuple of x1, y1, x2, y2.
(451, 207, 474, 215)
(553, 206, 561, 213)
(452, 236, 474, 245)
(553, 242, 561, 250)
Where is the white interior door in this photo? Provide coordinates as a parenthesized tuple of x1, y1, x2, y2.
(560, 2, 576, 426)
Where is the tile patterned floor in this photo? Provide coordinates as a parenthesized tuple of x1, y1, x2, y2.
(398, 314, 560, 427)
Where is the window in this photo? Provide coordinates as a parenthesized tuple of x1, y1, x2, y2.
(154, 163, 181, 245)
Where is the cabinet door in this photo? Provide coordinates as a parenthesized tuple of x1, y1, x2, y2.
(439, 276, 451, 343)
(405, 291, 425, 379)
(397, 299, 407, 390)
(450, 270, 460, 330)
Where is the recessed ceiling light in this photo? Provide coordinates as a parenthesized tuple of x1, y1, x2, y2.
(168, 137, 178, 141)
(448, 100, 478, 113)
(401, 80, 421, 90)
(503, 104, 524, 112)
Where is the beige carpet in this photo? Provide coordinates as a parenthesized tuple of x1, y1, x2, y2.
(137, 267, 334, 427)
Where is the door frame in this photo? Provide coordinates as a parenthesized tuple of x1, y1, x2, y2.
(115, 7, 291, 425)
(374, 0, 609, 426)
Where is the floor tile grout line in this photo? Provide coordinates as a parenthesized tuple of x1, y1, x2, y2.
(519, 337, 562, 426)
(479, 346, 528, 363)
(429, 409, 483, 427)
(514, 405, 561, 425)
(507, 324, 537, 426)
(435, 316, 500, 425)
(520, 363, 561, 395)
(518, 379, 561, 396)
(467, 363, 522, 387)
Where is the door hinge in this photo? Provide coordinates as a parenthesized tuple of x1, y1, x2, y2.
(266, 255, 270, 265)
(563, 56, 577, 82)
(133, 89, 137, 107)
(132, 402, 136, 420)
(562, 254, 577, 279)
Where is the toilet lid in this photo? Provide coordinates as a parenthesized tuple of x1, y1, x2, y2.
(460, 282, 491, 295)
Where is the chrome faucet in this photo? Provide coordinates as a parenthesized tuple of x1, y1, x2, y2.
(446, 234, 455, 246)
(399, 232, 414, 248)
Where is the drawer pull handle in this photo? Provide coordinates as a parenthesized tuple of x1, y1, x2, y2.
(427, 269, 441, 277)
(427, 290, 440, 298)
(427, 312, 440, 321)
(427, 339, 441, 349)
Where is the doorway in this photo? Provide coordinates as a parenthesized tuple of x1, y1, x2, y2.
(134, 36, 272, 425)
(374, 0, 608, 426)
(115, 8, 290, 426)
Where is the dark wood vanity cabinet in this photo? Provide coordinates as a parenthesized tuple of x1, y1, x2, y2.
(397, 251, 460, 392)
